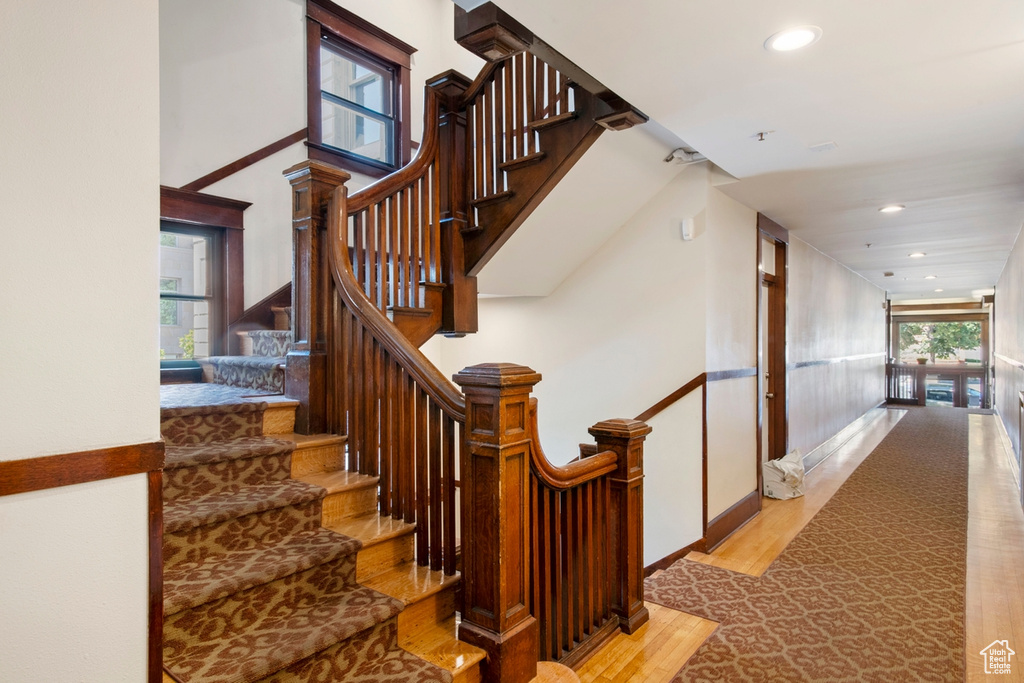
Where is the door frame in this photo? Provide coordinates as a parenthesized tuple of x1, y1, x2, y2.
(756, 214, 789, 494)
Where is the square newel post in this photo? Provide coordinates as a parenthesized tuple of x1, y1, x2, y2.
(430, 70, 478, 335)
(282, 160, 351, 434)
(452, 363, 541, 683)
(589, 418, 652, 634)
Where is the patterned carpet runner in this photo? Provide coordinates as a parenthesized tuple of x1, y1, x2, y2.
(161, 396, 451, 683)
(646, 407, 968, 682)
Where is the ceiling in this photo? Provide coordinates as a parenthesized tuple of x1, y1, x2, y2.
(460, 0, 1024, 300)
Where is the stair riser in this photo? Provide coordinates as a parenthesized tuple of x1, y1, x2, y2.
(290, 442, 346, 477)
(398, 586, 456, 643)
(161, 408, 263, 446)
(263, 404, 296, 435)
(164, 500, 323, 566)
(321, 486, 378, 527)
(357, 534, 416, 583)
(163, 453, 293, 502)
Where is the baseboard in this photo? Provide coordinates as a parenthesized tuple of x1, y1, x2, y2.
(803, 405, 887, 473)
(705, 490, 760, 552)
(644, 539, 705, 576)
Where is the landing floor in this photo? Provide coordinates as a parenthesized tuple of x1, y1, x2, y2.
(577, 410, 1024, 682)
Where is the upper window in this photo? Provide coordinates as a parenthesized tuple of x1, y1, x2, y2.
(320, 39, 395, 166)
(307, 0, 415, 177)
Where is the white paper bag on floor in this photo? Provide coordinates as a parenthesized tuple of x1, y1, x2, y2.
(763, 449, 805, 499)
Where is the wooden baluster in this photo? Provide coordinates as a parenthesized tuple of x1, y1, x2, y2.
(453, 364, 541, 683)
(574, 485, 584, 643)
(407, 184, 417, 307)
(474, 97, 484, 202)
(529, 478, 541, 657)
(546, 62, 556, 118)
(350, 319, 364, 472)
(380, 356, 395, 516)
(588, 419, 652, 634)
(363, 329, 376, 476)
(494, 65, 505, 186)
(481, 88, 491, 198)
(513, 52, 524, 157)
(562, 490, 574, 651)
(404, 372, 417, 524)
(417, 177, 428, 288)
(525, 55, 535, 154)
(416, 387, 429, 563)
(387, 195, 397, 311)
(444, 414, 457, 575)
(429, 401, 442, 571)
(553, 489, 564, 657)
(504, 57, 514, 163)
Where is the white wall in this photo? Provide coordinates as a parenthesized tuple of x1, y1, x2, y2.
(704, 188, 758, 519)
(160, 0, 483, 306)
(0, 0, 158, 679)
(436, 164, 722, 564)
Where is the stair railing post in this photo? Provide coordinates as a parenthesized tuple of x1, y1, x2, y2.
(589, 418, 652, 634)
(431, 71, 479, 335)
(453, 363, 540, 683)
(283, 160, 351, 434)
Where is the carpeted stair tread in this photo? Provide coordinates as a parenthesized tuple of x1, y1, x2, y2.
(164, 527, 362, 616)
(162, 401, 268, 445)
(165, 436, 295, 470)
(164, 577, 405, 683)
(165, 478, 326, 534)
(202, 356, 287, 393)
(267, 620, 453, 683)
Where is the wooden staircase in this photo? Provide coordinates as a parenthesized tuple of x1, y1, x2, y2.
(161, 390, 579, 683)
(164, 6, 651, 682)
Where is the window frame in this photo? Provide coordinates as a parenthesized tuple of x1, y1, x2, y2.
(306, 0, 415, 178)
(159, 222, 223, 360)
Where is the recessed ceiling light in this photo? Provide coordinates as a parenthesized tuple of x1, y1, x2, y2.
(879, 205, 905, 213)
(934, 288, 944, 293)
(924, 275, 937, 280)
(909, 252, 926, 258)
(764, 26, 822, 52)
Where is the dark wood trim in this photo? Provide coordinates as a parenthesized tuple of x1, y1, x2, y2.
(706, 367, 758, 382)
(148, 470, 163, 683)
(705, 490, 760, 552)
(160, 186, 251, 230)
(0, 441, 164, 498)
(890, 301, 983, 313)
(635, 373, 705, 422)
(644, 539, 705, 576)
(179, 128, 308, 193)
(306, 142, 394, 179)
(893, 312, 989, 323)
(757, 213, 789, 244)
(701, 383, 709, 537)
(307, 0, 416, 60)
(557, 619, 620, 669)
(787, 352, 886, 371)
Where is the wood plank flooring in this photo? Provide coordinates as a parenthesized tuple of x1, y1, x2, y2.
(578, 409, 1024, 682)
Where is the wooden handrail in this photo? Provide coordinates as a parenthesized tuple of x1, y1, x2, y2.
(635, 372, 705, 422)
(327, 184, 466, 419)
(527, 398, 618, 489)
(347, 88, 442, 213)
(459, 60, 504, 108)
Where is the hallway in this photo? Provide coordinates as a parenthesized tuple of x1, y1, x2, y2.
(577, 409, 1024, 681)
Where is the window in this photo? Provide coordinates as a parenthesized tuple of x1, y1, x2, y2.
(320, 39, 395, 166)
(159, 226, 219, 361)
(160, 278, 180, 326)
(307, 0, 415, 176)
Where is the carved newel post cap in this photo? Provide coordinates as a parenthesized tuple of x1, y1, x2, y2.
(452, 363, 542, 389)
(589, 419, 653, 440)
(282, 159, 352, 186)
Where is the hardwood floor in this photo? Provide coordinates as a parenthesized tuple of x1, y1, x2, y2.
(578, 409, 1024, 682)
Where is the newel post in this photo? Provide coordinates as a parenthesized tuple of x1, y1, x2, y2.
(282, 160, 350, 434)
(589, 418, 652, 634)
(453, 363, 540, 683)
(431, 70, 478, 335)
